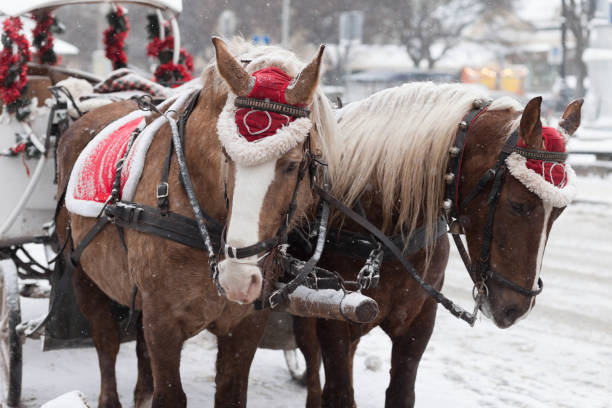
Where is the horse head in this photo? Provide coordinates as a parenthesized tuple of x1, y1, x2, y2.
(459, 97, 582, 328)
(212, 37, 328, 304)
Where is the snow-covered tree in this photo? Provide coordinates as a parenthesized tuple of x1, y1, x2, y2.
(563, 0, 596, 97)
(374, 0, 515, 69)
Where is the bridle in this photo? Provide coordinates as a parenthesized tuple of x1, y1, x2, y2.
(220, 138, 315, 263)
(219, 96, 328, 308)
(444, 99, 568, 302)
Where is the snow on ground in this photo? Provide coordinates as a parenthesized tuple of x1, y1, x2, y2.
(11, 174, 612, 407)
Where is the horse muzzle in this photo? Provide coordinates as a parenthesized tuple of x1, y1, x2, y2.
(217, 259, 263, 304)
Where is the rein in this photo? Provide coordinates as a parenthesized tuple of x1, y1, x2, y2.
(316, 188, 481, 325)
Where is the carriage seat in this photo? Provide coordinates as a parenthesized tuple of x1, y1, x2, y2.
(56, 68, 200, 118)
(54, 77, 133, 118)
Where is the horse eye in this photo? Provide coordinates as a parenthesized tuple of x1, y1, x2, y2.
(509, 200, 532, 216)
(284, 162, 298, 173)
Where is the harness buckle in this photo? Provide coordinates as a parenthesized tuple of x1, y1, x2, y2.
(268, 290, 283, 309)
(156, 182, 169, 199)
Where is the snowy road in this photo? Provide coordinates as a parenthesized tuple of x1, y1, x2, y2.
(13, 174, 612, 408)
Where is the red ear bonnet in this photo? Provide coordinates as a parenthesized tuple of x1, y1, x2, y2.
(235, 67, 301, 142)
(517, 126, 567, 187)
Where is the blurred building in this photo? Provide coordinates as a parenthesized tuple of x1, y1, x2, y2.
(583, 0, 612, 129)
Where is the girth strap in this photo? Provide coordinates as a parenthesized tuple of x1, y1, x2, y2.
(70, 216, 111, 266)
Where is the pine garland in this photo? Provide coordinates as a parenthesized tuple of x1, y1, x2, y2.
(103, 5, 129, 70)
(145, 13, 193, 87)
(0, 17, 32, 121)
(32, 11, 65, 65)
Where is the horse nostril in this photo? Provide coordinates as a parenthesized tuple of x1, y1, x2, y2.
(504, 306, 520, 322)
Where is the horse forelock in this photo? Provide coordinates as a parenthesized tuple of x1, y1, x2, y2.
(329, 82, 522, 257)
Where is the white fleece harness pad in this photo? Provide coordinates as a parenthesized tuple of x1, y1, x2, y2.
(66, 88, 200, 217)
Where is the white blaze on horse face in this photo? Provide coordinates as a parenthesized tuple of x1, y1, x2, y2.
(535, 203, 553, 288)
(218, 160, 277, 304)
(523, 201, 553, 316)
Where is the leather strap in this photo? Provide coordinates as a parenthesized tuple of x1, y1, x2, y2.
(234, 96, 310, 118)
(502, 145, 567, 162)
(105, 201, 222, 252)
(316, 187, 479, 325)
(321, 216, 448, 260)
(70, 216, 111, 266)
(158, 90, 201, 215)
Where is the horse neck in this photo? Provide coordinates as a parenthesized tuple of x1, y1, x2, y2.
(346, 188, 425, 236)
(182, 91, 228, 222)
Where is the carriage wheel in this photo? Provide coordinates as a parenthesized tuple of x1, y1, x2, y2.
(0, 264, 22, 407)
(283, 348, 307, 385)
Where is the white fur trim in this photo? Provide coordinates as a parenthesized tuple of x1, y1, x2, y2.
(217, 93, 311, 167)
(556, 126, 571, 144)
(505, 153, 577, 208)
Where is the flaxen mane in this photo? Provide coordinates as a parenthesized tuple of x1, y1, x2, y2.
(331, 82, 522, 250)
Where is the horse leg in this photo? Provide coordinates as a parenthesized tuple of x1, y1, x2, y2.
(134, 313, 154, 408)
(293, 317, 321, 408)
(141, 293, 187, 408)
(382, 298, 438, 408)
(72, 266, 122, 408)
(214, 311, 270, 408)
(317, 319, 357, 408)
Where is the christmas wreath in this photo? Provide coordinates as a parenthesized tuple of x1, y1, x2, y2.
(32, 11, 65, 65)
(103, 5, 130, 70)
(145, 13, 193, 87)
(0, 17, 32, 121)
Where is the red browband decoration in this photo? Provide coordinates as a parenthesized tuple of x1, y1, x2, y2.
(518, 126, 567, 188)
(235, 67, 300, 142)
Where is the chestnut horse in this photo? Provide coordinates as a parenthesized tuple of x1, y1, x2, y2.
(232, 82, 582, 407)
(55, 38, 337, 407)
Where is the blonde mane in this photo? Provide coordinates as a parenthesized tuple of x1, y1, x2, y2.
(330, 82, 522, 249)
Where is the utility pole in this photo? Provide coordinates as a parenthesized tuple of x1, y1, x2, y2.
(560, 0, 567, 83)
(281, 0, 290, 48)
(559, 0, 571, 105)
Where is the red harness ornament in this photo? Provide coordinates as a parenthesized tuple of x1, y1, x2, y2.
(518, 127, 567, 188)
(235, 67, 300, 142)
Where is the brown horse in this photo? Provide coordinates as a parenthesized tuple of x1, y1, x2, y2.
(55, 37, 337, 407)
(231, 82, 582, 407)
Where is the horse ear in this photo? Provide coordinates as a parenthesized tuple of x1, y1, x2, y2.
(211, 37, 253, 96)
(519, 96, 544, 150)
(558, 99, 583, 143)
(285, 44, 325, 105)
